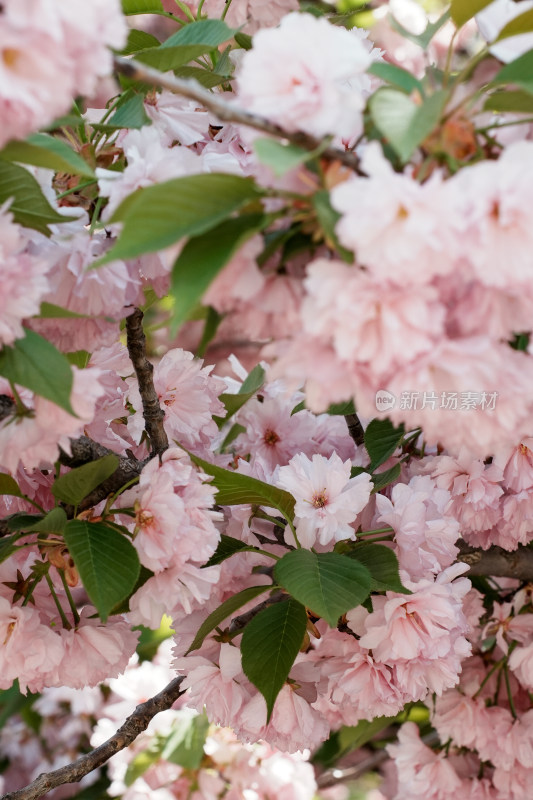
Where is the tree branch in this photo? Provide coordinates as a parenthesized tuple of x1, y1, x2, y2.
(125, 308, 169, 457)
(1, 676, 185, 800)
(113, 56, 364, 173)
(58, 435, 146, 512)
(457, 540, 533, 582)
(228, 590, 285, 634)
(344, 413, 365, 447)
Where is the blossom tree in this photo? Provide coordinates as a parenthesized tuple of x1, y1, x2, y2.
(4, 0, 533, 799)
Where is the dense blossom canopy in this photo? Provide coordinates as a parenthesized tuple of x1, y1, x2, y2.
(2, 1, 533, 799)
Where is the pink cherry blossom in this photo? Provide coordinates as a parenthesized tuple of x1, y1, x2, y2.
(430, 452, 504, 534)
(387, 722, 463, 799)
(375, 475, 460, 580)
(331, 144, 462, 284)
(235, 13, 379, 140)
(0, 205, 50, 346)
(276, 452, 373, 548)
(0, 0, 126, 147)
(127, 349, 226, 453)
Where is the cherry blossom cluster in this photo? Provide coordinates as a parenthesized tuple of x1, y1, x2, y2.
(3, 0, 533, 799)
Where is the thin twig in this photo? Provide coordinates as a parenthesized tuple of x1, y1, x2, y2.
(113, 57, 364, 173)
(1, 676, 185, 800)
(316, 730, 440, 788)
(125, 308, 169, 457)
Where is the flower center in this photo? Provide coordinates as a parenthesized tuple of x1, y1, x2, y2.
(2, 48, 20, 69)
(263, 428, 280, 447)
(137, 510, 154, 527)
(312, 490, 328, 508)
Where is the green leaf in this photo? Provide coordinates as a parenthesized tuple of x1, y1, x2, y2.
(163, 19, 235, 47)
(253, 139, 316, 177)
(312, 190, 354, 262)
(241, 597, 307, 721)
(0, 329, 75, 414)
(496, 9, 533, 41)
(326, 399, 356, 416)
(0, 474, 23, 498)
(0, 161, 65, 235)
(125, 744, 163, 786)
(173, 66, 229, 89)
(338, 716, 398, 751)
(484, 89, 533, 112)
(367, 62, 423, 95)
(203, 534, 263, 567)
(390, 9, 450, 49)
(346, 544, 407, 592)
(364, 419, 405, 471)
(161, 713, 210, 768)
(122, 0, 163, 13)
(239, 364, 266, 396)
(220, 422, 246, 451)
(136, 44, 218, 71)
(188, 452, 295, 522)
(66, 350, 91, 369)
(106, 93, 152, 130)
(371, 463, 401, 493)
(0, 533, 21, 564)
(0, 134, 95, 177)
(170, 213, 266, 334)
(63, 520, 141, 622)
(109, 564, 154, 616)
(273, 550, 372, 628)
(214, 364, 266, 425)
(122, 29, 161, 54)
(37, 302, 91, 319)
(99, 174, 261, 264)
(5, 513, 43, 532)
(52, 455, 119, 506)
(0, 682, 38, 730)
(24, 507, 67, 535)
(493, 49, 533, 94)
(450, 0, 492, 28)
(235, 31, 253, 50)
(186, 585, 271, 653)
(369, 89, 448, 163)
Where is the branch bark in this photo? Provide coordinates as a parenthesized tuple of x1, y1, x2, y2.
(113, 56, 364, 174)
(344, 413, 365, 447)
(457, 540, 533, 582)
(1, 676, 185, 800)
(125, 308, 169, 457)
(58, 435, 146, 512)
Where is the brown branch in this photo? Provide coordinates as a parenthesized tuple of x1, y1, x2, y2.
(58, 436, 146, 512)
(344, 413, 365, 447)
(457, 540, 533, 582)
(113, 57, 364, 174)
(228, 590, 285, 634)
(125, 308, 168, 457)
(1, 676, 185, 800)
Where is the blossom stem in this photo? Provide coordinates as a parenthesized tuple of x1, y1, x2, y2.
(473, 657, 505, 698)
(44, 572, 72, 630)
(503, 661, 518, 719)
(58, 569, 80, 626)
(357, 527, 394, 537)
(172, 0, 195, 22)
